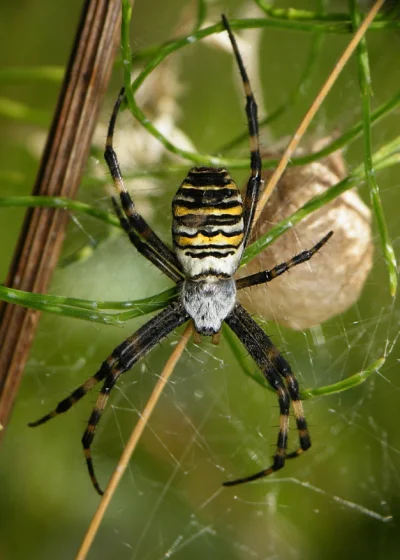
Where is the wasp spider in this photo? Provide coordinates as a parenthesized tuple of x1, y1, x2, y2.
(29, 15, 332, 495)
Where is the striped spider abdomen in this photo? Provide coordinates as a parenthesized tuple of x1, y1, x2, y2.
(172, 167, 244, 279)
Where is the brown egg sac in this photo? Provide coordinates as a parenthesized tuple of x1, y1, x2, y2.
(239, 146, 374, 330)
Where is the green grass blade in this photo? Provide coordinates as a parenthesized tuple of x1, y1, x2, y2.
(223, 324, 384, 398)
(120, 12, 400, 166)
(351, 1, 397, 296)
(0, 196, 120, 228)
(242, 137, 400, 266)
(303, 358, 385, 398)
(0, 284, 177, 325)
(0, 66, 64, 84)
(0, 97, 49, 126)
(220, 26, 325, 153)
(194, 0, 207, 31)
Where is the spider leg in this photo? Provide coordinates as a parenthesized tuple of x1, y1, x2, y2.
(28, 367, 109, 427)
(104, 88, 183, 282)
(30, 300, 189, 495)
(111, 197, 182, 282)
(222, 15, 262, 247)
(223, 302, 310, 487)
(236, 231, 333, 290)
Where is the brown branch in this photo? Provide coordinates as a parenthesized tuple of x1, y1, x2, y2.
(0, 0, 123, 438)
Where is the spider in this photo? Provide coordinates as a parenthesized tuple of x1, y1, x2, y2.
(29, 15, 333, 495)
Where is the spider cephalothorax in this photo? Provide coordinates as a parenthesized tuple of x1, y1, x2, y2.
(29, 15, 332, 495)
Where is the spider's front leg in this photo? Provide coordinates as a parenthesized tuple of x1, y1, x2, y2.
(224, 302, 310, 486)
(222, 16, 262, 248)
(236, 231, 333, 290)
(104, 87, 183, 283)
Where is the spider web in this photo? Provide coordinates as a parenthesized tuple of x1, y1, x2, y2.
(1, 1, 400, 559)
(12, 261, 399, 560)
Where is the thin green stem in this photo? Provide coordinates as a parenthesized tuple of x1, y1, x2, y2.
(88, 88, 400, 178)
(0, 66, 64, 84)
(290, 91, 400, 166)
(351, 1, 397, 296)
(303, 357, 385, 397)
(254, 2, 345, 22)
(194, 0, 207, 31)
(0, 196, 120, 228)
(220, 27, 325, 153)
(122, 9, 246, 166)
(0, 284, 177, 325)
(2, 136, 399, 269)
(121, 0, 134, 96)
(121, 5, 400, 169)
(130, 9, 400, 67)
(0, 279, 383, 396)
(256, 1, 398, 25)
(127, 89, 400, 171)
(241, 138, 400, 265)
(223, 323, 384, 397)
(122, 10, 247, 166)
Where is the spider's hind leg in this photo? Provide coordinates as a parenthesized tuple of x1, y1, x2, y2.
(28, 363, 110, 427)
(30, 300, 189, 495)
(224, 302, 311, 487)
(282, 372, 311, 459)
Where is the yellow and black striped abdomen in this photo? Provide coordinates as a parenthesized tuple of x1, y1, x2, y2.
(172, 167, 244, 278)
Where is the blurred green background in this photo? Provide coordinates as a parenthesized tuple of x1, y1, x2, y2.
(1, 1, 400, 559)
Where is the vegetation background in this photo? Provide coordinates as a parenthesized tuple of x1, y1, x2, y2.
(0, 1, 399, 559)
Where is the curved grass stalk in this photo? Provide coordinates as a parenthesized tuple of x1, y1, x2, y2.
(351, 0, 397, 296)
(222, 325, 385, 397)
(0, 284, 177, 325)
(303, 358, 385, 397)
(0, 66, 64, 84)
(255, 1, 398, 23)
(1, 84, 398, 181)
(241, 138, 400, 265)
(2, 137, 399, 276)
(220, 25, 325, 153)
(120, 3, 398, 167)
(3, 6, 396, 558)
(0, 97, 50, 126)
(0, 1, 395, 396)
(256, 2, 349, 21)
(0, 195, 120, 227)
(193, 0, 206, 32)
(121, 1, 246, 168)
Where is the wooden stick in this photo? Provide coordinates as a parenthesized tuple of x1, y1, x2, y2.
(0, 0, 123, 438)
